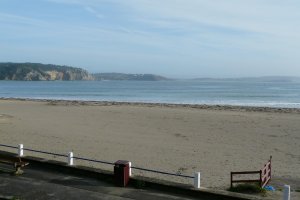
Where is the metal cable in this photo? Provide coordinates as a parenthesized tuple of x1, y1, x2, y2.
(0, 143, 194, 179)
(0, 144, 18, 149)
(131, 166, 194, 179)
(23, 148, 68, 157)
(73, 156, 114, 165)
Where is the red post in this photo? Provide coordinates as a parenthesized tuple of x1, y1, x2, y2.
(114, 160, 130, 187)
(259, 170, 262, 187)
(230, 172, 233, 188)
(269, 156, 272, 179)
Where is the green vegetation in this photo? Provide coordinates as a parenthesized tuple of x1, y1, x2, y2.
(0, 62, 92, 81)
(229, 183, 266, 195)
(0, 63, 169, 81)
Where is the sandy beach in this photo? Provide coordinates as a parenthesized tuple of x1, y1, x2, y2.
(0, 99, 299, 190)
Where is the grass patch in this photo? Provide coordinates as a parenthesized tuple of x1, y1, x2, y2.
(229, 183, 266, 195)
(295, 189, 300, 193)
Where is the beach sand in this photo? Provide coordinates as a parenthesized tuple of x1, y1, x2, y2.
(0, 99, 299, 191)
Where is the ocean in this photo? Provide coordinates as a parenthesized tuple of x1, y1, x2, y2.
(0, 80, 300, 108)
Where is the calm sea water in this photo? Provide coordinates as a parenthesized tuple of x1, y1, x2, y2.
(0, 80, 300, 108)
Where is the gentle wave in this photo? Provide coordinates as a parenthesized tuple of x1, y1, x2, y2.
(0, 80, 300, 108)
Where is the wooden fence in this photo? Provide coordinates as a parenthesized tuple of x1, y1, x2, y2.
(230, 156, 272, 188)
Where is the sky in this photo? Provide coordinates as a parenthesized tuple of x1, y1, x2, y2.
(0, 0, 299, 78)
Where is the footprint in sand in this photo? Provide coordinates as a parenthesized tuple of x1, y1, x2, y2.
(0, 114, 13, 124)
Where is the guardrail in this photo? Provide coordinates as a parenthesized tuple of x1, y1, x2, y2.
(131, 166, 194, 179)
(24, 147, 68, 158)
(230, 156, 272, 188)
(0, 143, 201, 188)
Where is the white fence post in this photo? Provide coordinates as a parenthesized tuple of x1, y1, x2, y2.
(283, 185, 290, 200)
(68, 152, 74, 166)
(194, 172, 201, 189)
(18, 144, 24, 157)
(129, 162, 132, 176)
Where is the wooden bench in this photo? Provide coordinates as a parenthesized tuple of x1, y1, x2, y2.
(0, 155, 29, 175)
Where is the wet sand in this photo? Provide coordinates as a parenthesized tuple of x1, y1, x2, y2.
(0, 99, 299, 190)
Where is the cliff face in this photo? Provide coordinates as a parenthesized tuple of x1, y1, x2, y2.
(0, 63, 94, 81)
(0, 62, 170, 81)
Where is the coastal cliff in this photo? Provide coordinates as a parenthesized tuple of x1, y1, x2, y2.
(0, 63, 93, 81)
(0, 63, 169, 81)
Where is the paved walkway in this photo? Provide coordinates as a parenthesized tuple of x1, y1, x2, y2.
(0, 163, 201, 200)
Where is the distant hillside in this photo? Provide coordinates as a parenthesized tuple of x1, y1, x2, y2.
(93, 73, 169, 81)
(192, 76, 300, 82)
(0, 63, 93, 81)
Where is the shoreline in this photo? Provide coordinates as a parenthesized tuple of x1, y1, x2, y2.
(1, 97, 300, 114)
(0, 97, 299, 189)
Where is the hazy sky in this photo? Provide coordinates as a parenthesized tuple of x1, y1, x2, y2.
(0, 0, 299, 78)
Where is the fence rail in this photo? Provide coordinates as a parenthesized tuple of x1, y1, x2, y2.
(73, 156, 114, 165)
(23, 147, 68, 158)
(131, 166, 194, 179)
(0, 143, 196, 182)
(0, 144, 18, 149)
(230, 156, 272, 188)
